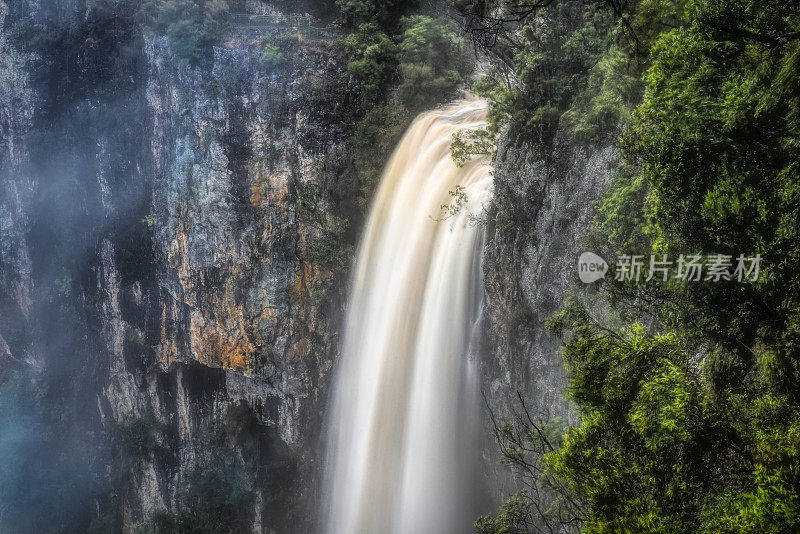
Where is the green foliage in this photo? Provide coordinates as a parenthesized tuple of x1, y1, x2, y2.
(596, 162, 653, 253)
(474, 2, 616, 142)
(439, 185, 468, 219)
(475, 492, 533, 534)
(630, 0, 689, 53)
(342, 23, 398, 98)
(544, 301, 800, 532)
(397, 15, 474, 109)
(489, 207, 536, 247)
(622, 0, 800, 360)
(483, 0, 800, 532)
(336, 0, 418, 29)
(307, 216, 355, 276)
(493, 209, 516, 240)
(138, 0, 229, 66)
(336, 0, 374, 24)
(260, 38, 286, 69)
(340, 13, 473, 108)
(11, 0, 250, 69)
(397, 62, 454, 109)
(471, 0, 688, 143)
(548, 321, 707, 532)
(451, 128, 496, 166)
(560, 45, 641, 142)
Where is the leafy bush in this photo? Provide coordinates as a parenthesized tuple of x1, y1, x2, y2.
(336, 0, 375, 24)
(397, 15, 474, 110)
(560, 45, 641, 142)
(260, 39, 286, 70)
(138, 0, 229, 66)
(473, 2, 614, 143)
(475, 492, 533, 534)
(451, 128, 495, 166)
(336, 0, 418, 29)
(342, 23, 398, 98)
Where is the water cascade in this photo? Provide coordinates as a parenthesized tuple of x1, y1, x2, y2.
(323, 100, 493, 534)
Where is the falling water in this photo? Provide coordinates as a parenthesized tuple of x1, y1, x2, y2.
(323, 100, 493, 534)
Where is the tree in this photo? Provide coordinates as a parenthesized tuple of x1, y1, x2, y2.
(481, 0, 800, 531)
(397, 15, 474, 109)
(138, 0, 229, 66)
(342, 23, 398, 98)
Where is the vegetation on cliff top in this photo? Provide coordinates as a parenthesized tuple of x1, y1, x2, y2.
(138, 0, 230, 66)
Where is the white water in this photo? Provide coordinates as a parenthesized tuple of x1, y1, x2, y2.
(323, 100, 493, 534)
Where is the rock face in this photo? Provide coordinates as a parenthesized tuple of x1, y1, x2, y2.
(481, 128, 617, 424)
(477, 126, 617, 505)
(0, 0, 35, 374)
(0, 1, 354, 530)
(97, 28, 359, 534)
(0, 0, 618, 529)
(104, 32, 354, 529)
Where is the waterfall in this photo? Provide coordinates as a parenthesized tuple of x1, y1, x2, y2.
(323, 100, 493, 534)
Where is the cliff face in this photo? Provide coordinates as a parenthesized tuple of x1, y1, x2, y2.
(481, 128, 616, 423)
(477, 126, 617, 503)
(0, 0, 34, 374)
(0, 1, 352, 530)
(100, 34, 346, 529)
(0, 0, 618, 529)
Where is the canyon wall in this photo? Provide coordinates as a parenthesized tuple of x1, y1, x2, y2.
(479, 126, 617, 498)
(0, 0, 617, 530)
(0, 1, 351, 529)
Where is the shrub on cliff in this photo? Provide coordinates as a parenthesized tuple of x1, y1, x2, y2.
(462, 0, 684, 144)
(342, 23, 399, 98)
(397, 15, 474, 110)
(138, 0, 229, 67)
(336, 0, 418, 30)
(471, 1, 615, 144)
